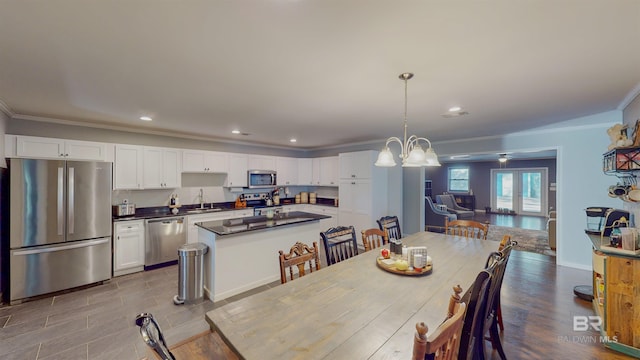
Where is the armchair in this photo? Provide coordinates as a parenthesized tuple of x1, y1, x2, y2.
(436, 194, 475, 219)
(426, 197, 457, 232)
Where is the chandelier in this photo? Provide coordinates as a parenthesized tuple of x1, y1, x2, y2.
(374, 73, 441, 167)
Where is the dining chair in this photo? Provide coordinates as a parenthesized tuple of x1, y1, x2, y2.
(377, 215, 402, 240)
(361, 228, 388, 252)
(320, 226, 359, 266)
(444, 218, 489, 240)
(278, 241, 321, 284)
(495, 235, 512, 331)
(457, 269, 492, 360)
(412, 285, 467, 360)
(480, 239, 517, 359)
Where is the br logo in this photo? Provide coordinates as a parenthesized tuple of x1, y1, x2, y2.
(573, 316, 602, 331)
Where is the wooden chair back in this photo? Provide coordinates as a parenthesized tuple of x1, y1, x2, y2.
(457, 270, 492, 360)
(480, 252, 508, 359)
(377, 215, 402, 240)
(278, 241, 321, 284)
(361, 228, 388, 252)
(320, 226, 359, 266)
(444, 218, 489, 240)
(413, 285, 466, 360)
(490, 237, 518, 334)
(498, 234, 511, 251)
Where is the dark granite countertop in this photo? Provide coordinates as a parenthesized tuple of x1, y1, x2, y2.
(195, 211, 330, 236)
(112, 199, 338, 222)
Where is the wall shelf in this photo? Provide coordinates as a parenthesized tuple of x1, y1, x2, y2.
(603, 147, 640, 173)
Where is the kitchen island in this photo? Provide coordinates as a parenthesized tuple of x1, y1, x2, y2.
(196, 211, 331, 302)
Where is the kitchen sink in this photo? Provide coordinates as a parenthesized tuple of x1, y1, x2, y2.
(185, 208, 223, 214)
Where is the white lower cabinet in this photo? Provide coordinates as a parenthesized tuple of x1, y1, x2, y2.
(302, 205, 338, 230)
(113, 220, 145, 276)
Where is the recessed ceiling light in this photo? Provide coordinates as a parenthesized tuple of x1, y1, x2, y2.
(290, 138, 297, 143)
(448, 106, 462, 112)
(139, 116, 152, 121)
(232, 130, 241, 134)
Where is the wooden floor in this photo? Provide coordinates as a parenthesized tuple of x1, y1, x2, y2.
(473, 212, 548, 231)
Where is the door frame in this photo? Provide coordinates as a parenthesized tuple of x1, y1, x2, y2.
(490, 167, 549, 217)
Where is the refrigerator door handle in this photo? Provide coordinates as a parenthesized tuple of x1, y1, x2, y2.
(12, 238, 110, 256)
(57, 166, 64, 236)
(68, 166, 75, 234)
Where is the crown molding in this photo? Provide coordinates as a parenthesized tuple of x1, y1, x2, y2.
(618, 82, 640, 110)
(11, 114, 306, 153)
(0, 99, 14, 117)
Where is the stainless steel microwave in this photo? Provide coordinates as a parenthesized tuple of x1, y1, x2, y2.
(248, 170, 277, 188)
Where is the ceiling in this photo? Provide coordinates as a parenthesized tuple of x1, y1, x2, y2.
(1, 1, 639, 153)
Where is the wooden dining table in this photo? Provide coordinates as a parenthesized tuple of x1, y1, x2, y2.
(205, 231, 497, 360)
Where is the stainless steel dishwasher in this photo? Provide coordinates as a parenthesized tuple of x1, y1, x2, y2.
(145, 216, 186, 268)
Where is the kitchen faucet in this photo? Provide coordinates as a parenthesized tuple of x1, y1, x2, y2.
(199, 188, 205, 209)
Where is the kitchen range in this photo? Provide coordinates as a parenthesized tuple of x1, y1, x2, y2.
(5, 159, 112, 303)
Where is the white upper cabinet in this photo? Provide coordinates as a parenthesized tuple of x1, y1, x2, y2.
(276, 157, 298, 186)
(114, 144, 144, 190)
(142, 146, 181, 189)
(339, 151, 375, 179)
(227, 153, 248, 187)
(320, 156, 339, 186)
(13, 135, 110, 161)
(182, 150, 227, 173)
(248, 156, 276, 171)
(311, 156, 338, 186)
(297, 158, 313, 186)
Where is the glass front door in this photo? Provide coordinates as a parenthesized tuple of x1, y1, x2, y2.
(491, 168, 548, 216)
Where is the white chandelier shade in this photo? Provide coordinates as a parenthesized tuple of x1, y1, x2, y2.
(374, 73, 441, 168)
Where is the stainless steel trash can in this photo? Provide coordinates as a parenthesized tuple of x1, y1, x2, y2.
(173, 243, 208, 305)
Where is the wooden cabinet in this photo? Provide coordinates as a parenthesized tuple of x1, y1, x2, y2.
(297, 158, 313, 186)
(114, 144, 143, 190)
(454, 194, 475, 210)
(226, 153, 248, 187)
(113, 220, 145, 276)
(276, 157, 298, 186)
(592, 250, 640, 356)
(182, 150, 227, 173)
(142, 147, 181, 189)
(14, 135, 109, 161)
(248, 156, 276, 171)
(425, 180, 433, 199)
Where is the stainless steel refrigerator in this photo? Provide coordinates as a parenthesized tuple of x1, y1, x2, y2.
(8, 159, 112, 302)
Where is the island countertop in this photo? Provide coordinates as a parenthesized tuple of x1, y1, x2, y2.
(195, 211, 330, 236)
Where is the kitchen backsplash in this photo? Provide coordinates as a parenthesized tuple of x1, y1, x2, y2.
(112, 182, 339, 207)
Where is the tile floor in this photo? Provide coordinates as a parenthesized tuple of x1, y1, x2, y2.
(0, 265, 280, 360)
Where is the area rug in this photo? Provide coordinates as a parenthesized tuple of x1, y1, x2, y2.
(487, 225, 556, 257)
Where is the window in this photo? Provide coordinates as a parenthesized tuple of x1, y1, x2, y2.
(448, 167, 469, 192)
